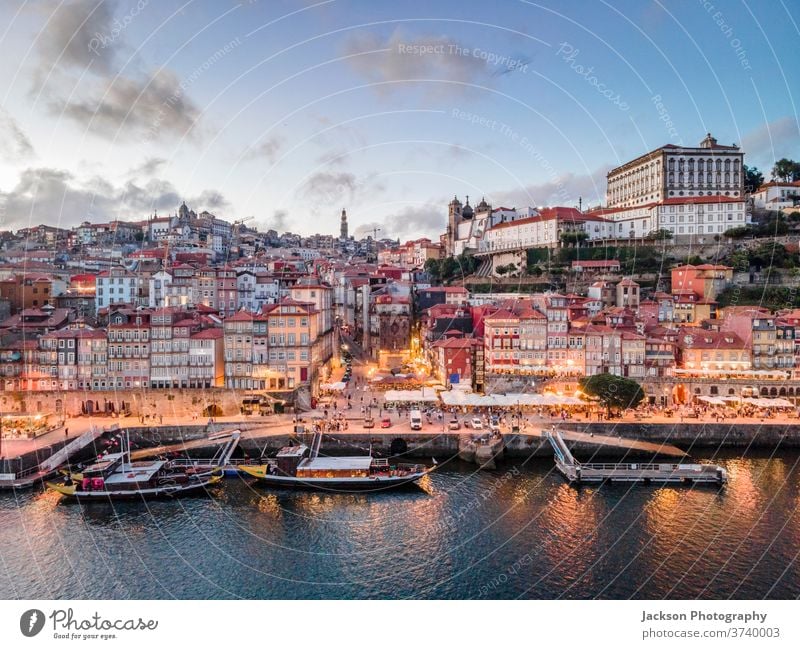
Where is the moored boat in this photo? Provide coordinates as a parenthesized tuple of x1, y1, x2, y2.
(238, 433, 434, 490)
(47, 431, 223, 499)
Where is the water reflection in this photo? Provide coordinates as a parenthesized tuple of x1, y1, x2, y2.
(1, 453, 799, 599)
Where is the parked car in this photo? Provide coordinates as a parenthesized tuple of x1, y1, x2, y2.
(380, 417, 391, 428)
(448, 418, 461, 430)
(364, 417, 375, 428)
(471, 418, 484, 430)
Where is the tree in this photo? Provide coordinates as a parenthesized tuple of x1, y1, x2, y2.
(423, 258, 441, 281)
(560, 231, 589, 246)
(743, 164, 764, 193)
(580, 373, 645, 416)
(771, 158, 800, 182)
(645, 228, 673, 241)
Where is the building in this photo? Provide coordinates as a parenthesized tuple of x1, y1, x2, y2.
(107, 310, 151, 389)
(596, 134, 748, 241)
(676, 329, 750, 372)
(96, 268, 145, 314)
(149, 308, 195, 389)
(752, 181, 800, 210)
(432, 337, 480, 387)
(616, 279, 640, 309)
(671, 264, 733, 300)
(606, 133, 744, 209)
(189, 328, 224, 388)
(223, 310, 257, 390)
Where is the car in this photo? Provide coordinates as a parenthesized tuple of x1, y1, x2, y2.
(471, 418, 484, 430)
(363, 417, 375, 428)
(380, 417, 391, 428)
(448, 418, 461, 430)
(489, 423, 501, 435)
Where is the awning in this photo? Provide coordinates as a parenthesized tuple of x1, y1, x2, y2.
(741, 397, 794, 408)
(696, 396, 726, 406)
(383, 389, 440, 403)
(320, 382, 346, 391)
(439, 392, 585, 408)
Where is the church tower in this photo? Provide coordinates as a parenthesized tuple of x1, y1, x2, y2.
(340, 208, 348, 239)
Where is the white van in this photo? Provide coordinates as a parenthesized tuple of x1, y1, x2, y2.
(409, 409, 423, 430)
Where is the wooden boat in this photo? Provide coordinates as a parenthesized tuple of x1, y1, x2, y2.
(47, 431, 223, 499)
(238, 433, 434, 490)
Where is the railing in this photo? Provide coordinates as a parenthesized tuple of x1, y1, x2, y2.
(580, 462, 714, 472)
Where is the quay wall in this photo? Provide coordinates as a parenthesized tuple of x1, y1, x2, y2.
(7, 421, 800, 475)
(0, 389, 250, 418)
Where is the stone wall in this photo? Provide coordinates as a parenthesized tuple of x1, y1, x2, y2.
(0, 388, 247, 418)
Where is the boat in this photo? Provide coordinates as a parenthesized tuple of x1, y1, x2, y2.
(237, 431, 434, 490)
(46, 431, 223, 499)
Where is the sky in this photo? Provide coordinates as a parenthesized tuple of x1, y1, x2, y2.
(0, 0, 798, 240)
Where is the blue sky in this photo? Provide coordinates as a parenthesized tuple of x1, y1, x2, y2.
(0, 0, 798, 239)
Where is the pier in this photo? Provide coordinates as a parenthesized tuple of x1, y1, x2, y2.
(0, 424, 109, 490)
(545, 429, 727, 485)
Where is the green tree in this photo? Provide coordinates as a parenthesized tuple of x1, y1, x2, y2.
(729, 248, 750, 272)
(645, 228, 673, 241)
(423, 258, 441, 282)
(580, 373, 645, 416)
(771, 158, 800, 182)
(724, 225, 753, 239)
(743, 164, 764, 193)
(560, 231, 589, 246)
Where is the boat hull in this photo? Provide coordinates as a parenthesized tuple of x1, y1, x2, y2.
(46, 474, 223, 500)
(237, 465, 430, 490)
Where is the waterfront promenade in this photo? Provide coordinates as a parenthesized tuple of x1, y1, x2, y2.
(4, 402, 800, 462)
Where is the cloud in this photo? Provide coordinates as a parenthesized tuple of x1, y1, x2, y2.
(52, 69, 201, 140)
(353, 204, 444, 240)
(492, 167, 609, 209)
(0, 109, 35, 161)
(126, 157, 166, 177)
(33, 0, 119, 83)
(192, 189, 229, 211)
(300, 171, 359, 205)
(741, 117, 800, 169)
(261, 209, 288, 232)
(342, 29, 492, 97)
(244, 136, 285, 164)
(0, 166, 228, 230)
(30, 0, 202, 140)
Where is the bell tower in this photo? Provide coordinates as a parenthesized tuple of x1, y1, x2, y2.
(340, 208, 348, 239)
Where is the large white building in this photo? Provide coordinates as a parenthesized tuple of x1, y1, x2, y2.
(606, 133, 744, 208)
(595, 133, 748, 241)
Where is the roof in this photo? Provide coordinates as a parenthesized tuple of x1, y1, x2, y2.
(490, 208, 611, 230)
(190, 328, 223, 339)
(677, 329, 746, 349)
(300, 457, 373, 471)
(661, 196, 744, 206)
(433, 337, 477, 349)
(571, 260, 621, 267)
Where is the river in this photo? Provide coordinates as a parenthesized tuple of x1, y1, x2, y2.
(1, 452, 798, 599)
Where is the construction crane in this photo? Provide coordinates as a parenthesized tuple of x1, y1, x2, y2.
(233, 216, 254, 230)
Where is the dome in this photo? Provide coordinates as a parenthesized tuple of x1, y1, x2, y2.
(461, 202, 474, 219)
(476, 196, 490, 211)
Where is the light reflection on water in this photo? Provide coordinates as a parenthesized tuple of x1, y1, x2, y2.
(0, 453, 798, 599)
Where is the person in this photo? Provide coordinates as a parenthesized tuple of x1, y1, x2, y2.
(64, 427, 69, 438)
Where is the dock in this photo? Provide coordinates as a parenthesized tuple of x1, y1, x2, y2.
(0, 425, 108, 490)
(544, 429, 727, 485)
